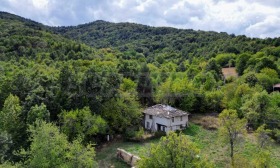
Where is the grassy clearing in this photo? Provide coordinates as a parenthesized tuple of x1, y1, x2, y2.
(183, 123, 280, 168)
(190, 114, 219, 130)
(96, 123, 280, 168)
(96, 138, 160, 168)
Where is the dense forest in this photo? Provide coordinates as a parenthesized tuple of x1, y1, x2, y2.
(0, 11, 280, 167)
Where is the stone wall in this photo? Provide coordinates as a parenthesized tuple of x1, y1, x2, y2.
(116, 148, 140, 167)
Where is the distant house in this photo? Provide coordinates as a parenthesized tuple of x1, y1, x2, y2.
(273, 83, 280, 92)
(143, 104, 190, 132)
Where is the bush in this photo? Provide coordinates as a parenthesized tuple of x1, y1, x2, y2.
(135, 127, 144, 139)
(125, 127, 145, 142)
(154, 131, 166, 138)
(272, 129, 280, 143)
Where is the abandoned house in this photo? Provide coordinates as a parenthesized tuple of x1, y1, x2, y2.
(143, 104, 190, 132)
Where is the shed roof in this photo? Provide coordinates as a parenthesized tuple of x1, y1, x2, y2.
(274, 83, 280, 88)
(143, 104, 189, 119)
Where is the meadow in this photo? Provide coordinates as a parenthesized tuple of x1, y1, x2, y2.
(96, 121, 280, 168)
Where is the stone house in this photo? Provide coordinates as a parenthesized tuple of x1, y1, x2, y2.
(143, 104, 190, 132)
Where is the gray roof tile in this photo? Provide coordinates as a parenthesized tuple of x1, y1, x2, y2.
(143, 104, 189, 118)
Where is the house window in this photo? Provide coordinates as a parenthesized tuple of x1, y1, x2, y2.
(180, 116, 183, 121)
(172, 117, 174, 122)
(149, 115, 153, 119)
(147, 122, 150, 129)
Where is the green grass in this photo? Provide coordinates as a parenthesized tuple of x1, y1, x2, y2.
(96, 123, 280, 168)
(96, 138, 160, 168)
(182, 123, 280, 168)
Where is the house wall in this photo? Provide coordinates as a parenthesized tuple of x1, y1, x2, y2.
(144, 114, 170, 131)
(168, 115, 188, 132)
(144, 114, 153, 130)
(144, 114, 189, 132)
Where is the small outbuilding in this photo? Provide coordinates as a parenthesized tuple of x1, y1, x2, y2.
(273, 83, 280, 92)
(143, 104, 190, 132)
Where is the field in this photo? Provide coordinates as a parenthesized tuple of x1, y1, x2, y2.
(96, 121, 280, 168)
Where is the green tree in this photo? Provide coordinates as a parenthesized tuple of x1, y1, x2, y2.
(58, 64, 80, 110)
(82, 63, 121, 113)
(253, 125, 273, 168)
(257, 68, 280, 92)
(137, 64, 153, 106)
(215, 53, 235, 67)
(22, 121, 69, 167)
(236, 53, 250, 75)
(0, 94, 25, 161)
(204, 90, 223, 113)
(59, 107, 107, 142)
(255, 124, 273, 149)
(156, 77, 197, 112)
(218, 109, 247, 166)
(27, 103, 50, 125)
(0, 131, 12, 163)
(241, 91, 272, 128)
(255, 57, 278, 72)
(22, 121, 97, 168)
(137, 131, 213, 168)
(186, 65, 199, 79)
(120, 78, 137, 94)
(244, 72, 258, 87)
(193, 72, 217, 91)
(222, 83, 255, 116)
(205, 58, 222, 80)
(101, 92, 142, 133)
(252, 150, 271, 168)
(66, 137, 97, 168)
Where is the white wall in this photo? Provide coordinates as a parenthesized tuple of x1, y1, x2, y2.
(144, 114, 189, 132)
(171, 115, 188, 127)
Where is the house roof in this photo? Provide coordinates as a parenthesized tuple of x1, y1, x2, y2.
(143, 104, 189, 119)
(274, 83, 280, 88)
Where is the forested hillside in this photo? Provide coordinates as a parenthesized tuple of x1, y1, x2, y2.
(52, 20, 280, 60)
(0, 12, 280, 167)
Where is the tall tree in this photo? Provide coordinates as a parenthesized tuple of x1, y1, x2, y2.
(205, 58, 222, 80)
(137, 64, 153, 106)
(59, 107, 107, 142)
(255, 124, 273, 149)
(0, 131, 12, 163)
(236, 53, 250, 75)
(22, 121, 97, 168)
(27, 103, 50, 125)
(101, 91, 142, 133)
(82, 63, 121, 113)
(0, 94, 25, 161)
(137, 131, 213, 168)
(218, 109, 247, 166)
(241, 91, 273, 129)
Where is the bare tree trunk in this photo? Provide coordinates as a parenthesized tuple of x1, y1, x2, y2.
(230, 138, 234, 166)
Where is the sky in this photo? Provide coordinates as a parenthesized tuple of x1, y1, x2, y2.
(1, 0, 280, 38)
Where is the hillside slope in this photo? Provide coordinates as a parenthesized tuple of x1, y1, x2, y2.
(0, 11, 97, 61)
(52, 20, 280, 60)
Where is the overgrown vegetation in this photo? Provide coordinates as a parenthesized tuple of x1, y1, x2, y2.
(96, 123, 280, 167)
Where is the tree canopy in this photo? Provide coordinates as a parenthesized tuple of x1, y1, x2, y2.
(137, 131, 213, 168)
